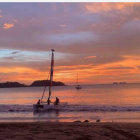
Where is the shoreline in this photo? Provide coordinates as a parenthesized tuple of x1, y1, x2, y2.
(0, 122, 139, 140)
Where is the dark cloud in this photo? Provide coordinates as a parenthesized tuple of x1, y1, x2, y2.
(2, 56, 15, 60)
(11, 51, 19, 54)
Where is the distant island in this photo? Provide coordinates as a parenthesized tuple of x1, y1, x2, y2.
(0, 82, 26, 88)
(30, 80, 65, 87)
(113, 82, 127, 85)
(0, 80, 65, 88)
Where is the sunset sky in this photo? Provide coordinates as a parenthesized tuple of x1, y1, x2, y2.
(0, 3, 140, 85)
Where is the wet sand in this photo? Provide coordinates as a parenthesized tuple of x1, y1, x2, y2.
(0, 122, 140, 140)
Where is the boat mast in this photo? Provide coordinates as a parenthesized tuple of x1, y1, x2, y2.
(48, 49, 55, 100)
(77, 73, 78, 85)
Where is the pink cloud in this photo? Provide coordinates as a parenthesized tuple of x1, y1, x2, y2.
(0, 9, 2, 18)
(59, 24, 67, 27)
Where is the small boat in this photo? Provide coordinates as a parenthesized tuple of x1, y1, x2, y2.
(33, 49, 60, 112)
(75, 85, 82, 90)
(75, 73, 82, 90)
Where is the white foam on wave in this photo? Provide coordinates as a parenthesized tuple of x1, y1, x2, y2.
(0, 104, 140, 112)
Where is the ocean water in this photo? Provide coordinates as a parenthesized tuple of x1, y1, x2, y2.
(0, 84, 140, 122)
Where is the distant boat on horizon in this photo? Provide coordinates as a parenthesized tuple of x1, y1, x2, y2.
(75, 73, 82, 90)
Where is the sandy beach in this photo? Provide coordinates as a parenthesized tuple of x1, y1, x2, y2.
(0, 122, 139, 140)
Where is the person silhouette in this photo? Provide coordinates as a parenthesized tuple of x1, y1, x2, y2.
(54, 97, 59, 105)
(47, 98, 51, 105)
(37, 99, 40, 105)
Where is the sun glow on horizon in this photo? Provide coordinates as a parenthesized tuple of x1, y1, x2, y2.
(0, 3, 140, 84)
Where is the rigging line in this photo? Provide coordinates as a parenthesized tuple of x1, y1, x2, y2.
(40, 70, 50, 102)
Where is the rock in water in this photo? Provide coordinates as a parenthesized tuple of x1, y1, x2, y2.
(96, 119, 101, 122)
(83, 120, 89, 123)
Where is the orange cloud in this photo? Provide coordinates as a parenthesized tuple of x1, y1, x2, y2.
(1, 55, 140, 85)
(0, 67, 35, 73)
(54, 55, 140, 84)
(84, 56, 97, 59)
(3, 23, 14, 29)
(0, 66, 44, 84)
(84, 3, 137, 13)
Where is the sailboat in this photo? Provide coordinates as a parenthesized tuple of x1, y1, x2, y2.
(33, 49, 60, 111)
(75, 73, 82, 90)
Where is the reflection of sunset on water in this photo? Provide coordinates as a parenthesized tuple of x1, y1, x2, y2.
(0, 84, 140, 122)
(0, 85, 140, 105)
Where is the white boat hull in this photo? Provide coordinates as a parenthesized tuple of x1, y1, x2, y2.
(33, 103, 60, 112)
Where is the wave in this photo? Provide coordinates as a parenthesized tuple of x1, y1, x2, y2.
(62, 104, 140, 112)
(0, 104, 140, 112)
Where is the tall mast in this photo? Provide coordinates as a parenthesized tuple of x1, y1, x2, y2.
(48, 49, 55, 99)
(77, 73, 78, 85)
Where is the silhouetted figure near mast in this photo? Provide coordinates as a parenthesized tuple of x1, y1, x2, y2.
(47, 98, 51, 105)
(54, 97, 60, 105)
(37, 99, 40, 105)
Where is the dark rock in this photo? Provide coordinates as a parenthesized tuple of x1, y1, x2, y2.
(74, 120, 81, 123)
(96, 119, 101, 122)
(83, 120, 89, 123)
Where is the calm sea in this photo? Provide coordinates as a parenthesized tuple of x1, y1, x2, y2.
(0, 84, 140, 122)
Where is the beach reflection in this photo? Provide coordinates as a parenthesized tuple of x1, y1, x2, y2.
(33, 110, 60, 122)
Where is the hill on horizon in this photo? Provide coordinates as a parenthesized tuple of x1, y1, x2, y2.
(0, 80, 65, 88)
